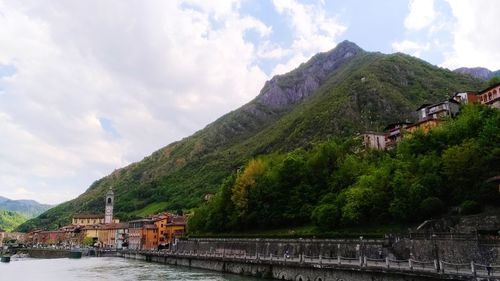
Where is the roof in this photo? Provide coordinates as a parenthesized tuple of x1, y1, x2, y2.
(128, 218, 153, 223)
(416, 103, 432, 111)
(144, 224, 158, 230)
(73, 214, 104, 219)
(383, 122, 413, 132)
(362, 131, 385, 136)
(101, 223, 128, 230)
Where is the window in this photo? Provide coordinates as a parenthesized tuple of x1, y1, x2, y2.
(107, 198, 112, 204)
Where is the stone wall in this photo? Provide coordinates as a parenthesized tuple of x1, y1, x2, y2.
(175, 238, 389, 259)
(25, 248, 69, 259)
(390, 238, 500, 264)
(120, 252, 473, 281)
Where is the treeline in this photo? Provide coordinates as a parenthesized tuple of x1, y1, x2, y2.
(188, 105, 500, 233)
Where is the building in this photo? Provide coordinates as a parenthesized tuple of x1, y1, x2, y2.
(97, 222, 128, 249)
(405, 118, 443, 134)
(405, 100, 460, 135)
(416, 100, 460, 122)
(163, 216, 186, 245)
(0, 228, 5, 248)
(128, 219, 153, 250)
(72, 214, 106, 226)
(72, 188, 119, 226)
(143, 224, 158, 250)
(384, 122, 412, 149)
(451, 91, 478, 105)
(153, 213, 187, 247)
(477, 82, 500, 109)
(362, 131, 387, 150)
(104, 188, 114, 224)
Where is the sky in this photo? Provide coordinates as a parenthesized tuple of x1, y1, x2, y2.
(1, 0, 499, 204)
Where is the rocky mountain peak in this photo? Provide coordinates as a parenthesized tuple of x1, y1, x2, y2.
(255, 41, 364, 110)
(453, 67, 499, 81)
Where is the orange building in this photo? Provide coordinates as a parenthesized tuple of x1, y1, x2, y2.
(97, 223, 128, 249)
(405, 118, 442, 134)
(143, 224, 158, 250)
(153, 214, 186, 247)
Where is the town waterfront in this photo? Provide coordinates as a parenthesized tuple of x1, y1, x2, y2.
(0, 257, 263, 281)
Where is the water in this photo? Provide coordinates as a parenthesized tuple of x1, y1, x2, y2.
(0, 257, 263, 281)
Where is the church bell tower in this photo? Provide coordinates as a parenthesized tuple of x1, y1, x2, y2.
(104, 187, 114, 224)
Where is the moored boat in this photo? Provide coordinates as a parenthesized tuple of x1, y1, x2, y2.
(1, 255, 11, 263)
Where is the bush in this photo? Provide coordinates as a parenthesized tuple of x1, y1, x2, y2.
(460, 200, 481, 215)
(312, 204, 341, 231)
(419, 197, 444, 219)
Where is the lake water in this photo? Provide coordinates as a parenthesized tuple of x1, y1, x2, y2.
(1, 257, 263, 281)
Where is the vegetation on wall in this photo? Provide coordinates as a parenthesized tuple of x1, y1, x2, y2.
(189, 104, 500, 234)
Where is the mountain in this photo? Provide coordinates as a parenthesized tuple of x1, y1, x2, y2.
(453, 67, 500, 81)
(0, 210, 28, 232)
(17, 41, 485, 232)
(0, 196, 52, 218)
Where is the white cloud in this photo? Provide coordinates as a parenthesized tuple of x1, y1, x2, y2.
(440, 0, 500, 70)
(270, 0, 346, 75)
(0, 0, 273, 204)
(392, 40, 430, 58)
(404, 0, 437, 31)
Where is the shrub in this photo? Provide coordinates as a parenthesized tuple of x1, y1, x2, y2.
(312, 204, 341, 231)
(419, 197, 444, 219)
(460, 200, 481, 215)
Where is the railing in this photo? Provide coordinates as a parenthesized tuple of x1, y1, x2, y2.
(119, 250, 500, 278)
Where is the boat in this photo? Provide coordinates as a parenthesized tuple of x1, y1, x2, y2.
(1, 255, 11, 263)
(69, 249, 82, 259)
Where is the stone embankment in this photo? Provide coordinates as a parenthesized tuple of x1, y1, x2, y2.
(119, 237, 500, 281)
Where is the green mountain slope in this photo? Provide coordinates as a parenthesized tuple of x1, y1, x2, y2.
(0, 210, 28, 232)
(17, 41, 484, 231)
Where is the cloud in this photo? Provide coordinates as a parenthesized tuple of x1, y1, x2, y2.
(0, 0, 274, 204)
(404, 0, 436, 31)
(270, 0, 346, 75)
(395, 0, 500, 70)
(392, 40, 430, 58)
(440, 0, 500, 70)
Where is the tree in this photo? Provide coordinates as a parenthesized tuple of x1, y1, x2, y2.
(488, 76, 500, 87)
(231, 159, 267, 214)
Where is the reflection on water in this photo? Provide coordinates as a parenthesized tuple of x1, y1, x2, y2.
(1, 257, 263, 281)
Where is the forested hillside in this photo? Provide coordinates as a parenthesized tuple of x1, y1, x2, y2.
(189, 105, 500, 234)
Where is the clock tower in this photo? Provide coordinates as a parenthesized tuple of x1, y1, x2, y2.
(104, 187, 114, 224)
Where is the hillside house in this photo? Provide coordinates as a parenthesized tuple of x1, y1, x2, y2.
(477, 82, 500, 108)
(384, 122, 412, 149)
(362, 132, 386, 150)
(416, 100, 460, 122)
(452, 91, 478, 104)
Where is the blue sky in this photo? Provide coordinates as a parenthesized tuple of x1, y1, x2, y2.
(0, 0, 499, 204)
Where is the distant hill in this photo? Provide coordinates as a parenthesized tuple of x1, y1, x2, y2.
(453, 67, 500, 81)
(17, 41, 485, 232)
(0, 196, 52, 218)
(0, 210, 27, 232)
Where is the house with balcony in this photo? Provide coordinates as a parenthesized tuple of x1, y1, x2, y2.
(477, 82, 500, 109)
